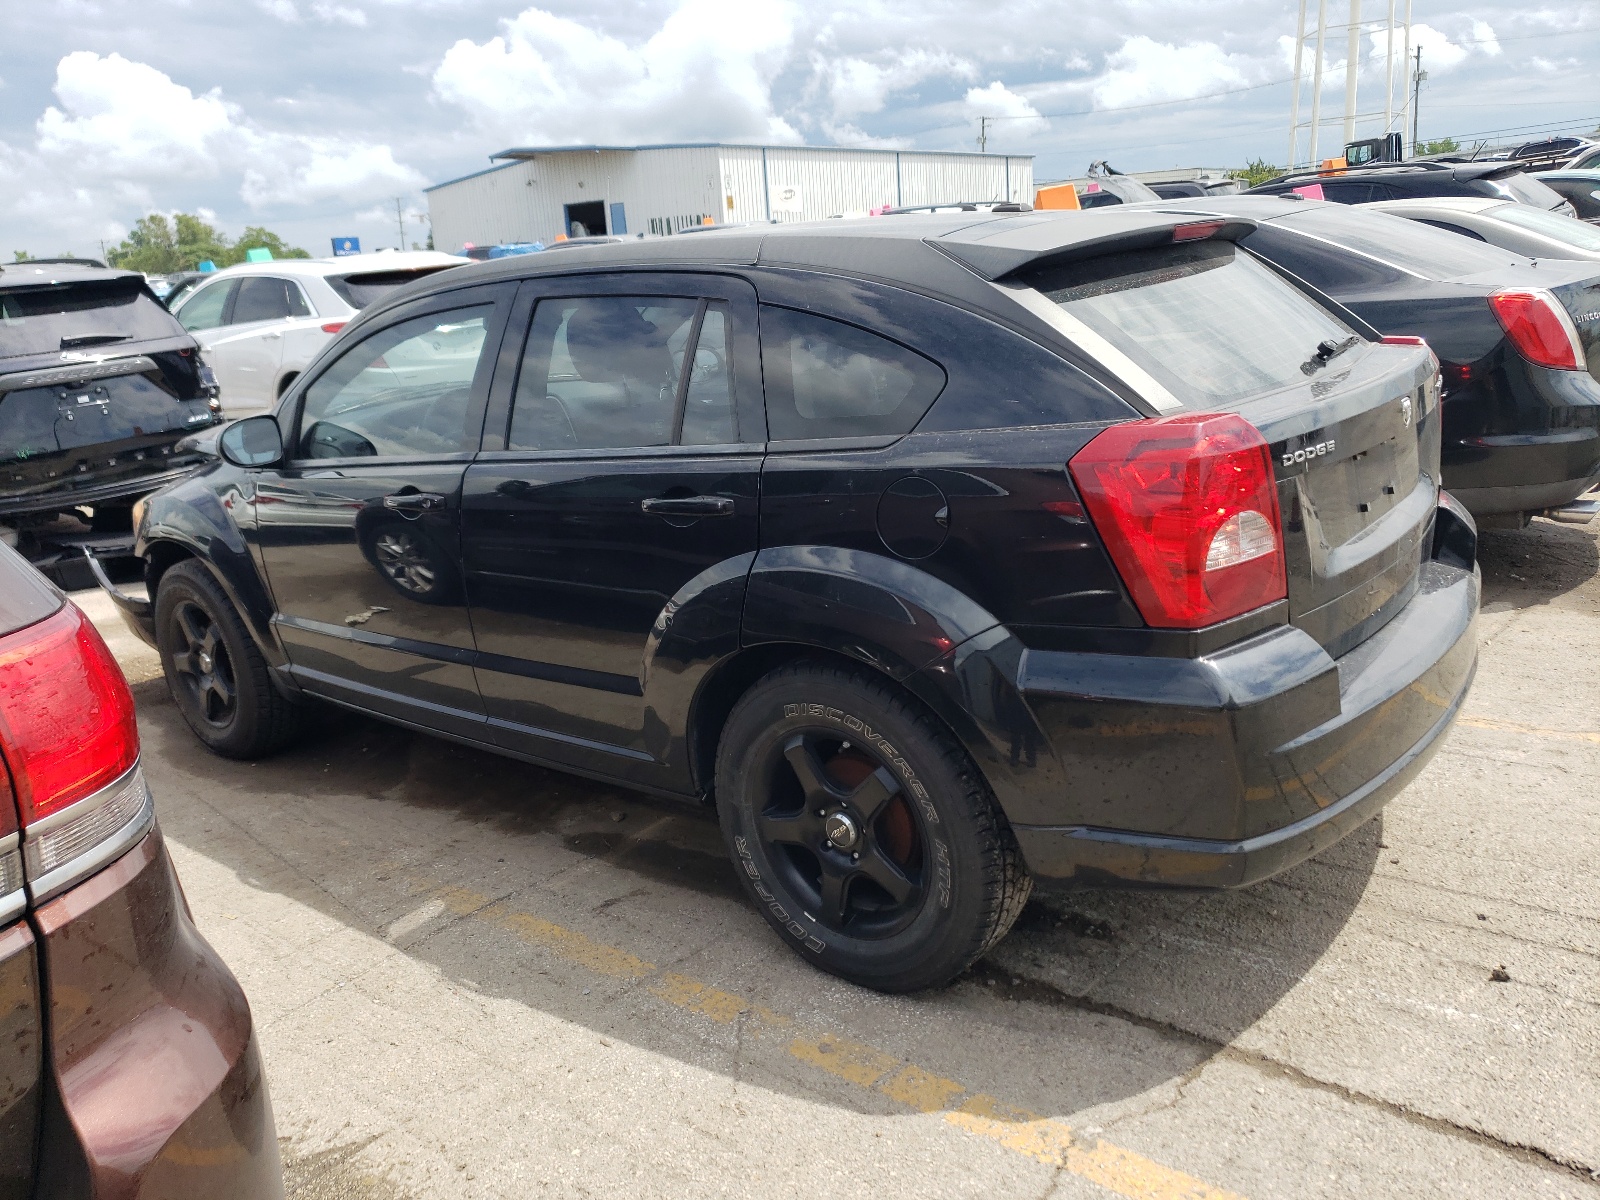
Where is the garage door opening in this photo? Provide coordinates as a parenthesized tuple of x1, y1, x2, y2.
(564, 201, 608, 238)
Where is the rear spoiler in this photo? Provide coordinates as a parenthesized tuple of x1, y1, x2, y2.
(929, 213, 1258, 281)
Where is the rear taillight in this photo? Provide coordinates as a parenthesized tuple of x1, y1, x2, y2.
(1488, 289, 1584, 371)
(321, 321, 347, 334)
(1069, 413, 1287, 629)
(0, 604, 151, 903)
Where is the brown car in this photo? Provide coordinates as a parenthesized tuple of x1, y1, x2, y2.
(0, 541, 281, 1198)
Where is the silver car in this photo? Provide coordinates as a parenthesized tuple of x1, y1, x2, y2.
(1366, 196, 1600, 263)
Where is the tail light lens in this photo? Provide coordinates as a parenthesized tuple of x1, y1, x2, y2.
(1069, 413, 1287, 629)
(0, 603, 150, 903)
(1488, 289, 1584, 371)
(321, 321, 347, 334)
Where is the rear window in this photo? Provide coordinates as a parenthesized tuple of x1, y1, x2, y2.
(1277, 204, 1526, 278)
(1490, 203, 1600, 252)
(0, 278, 183, 360)
(326, 267, 457, 310)
(1021, 240, 1357, 408)
(1492, 172, 1567, 210)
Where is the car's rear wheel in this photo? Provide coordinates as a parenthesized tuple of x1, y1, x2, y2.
(716, 661, 1031, 992)
(156, 560, 306, 758)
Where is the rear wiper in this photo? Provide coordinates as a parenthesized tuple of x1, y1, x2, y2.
(59, 334, 131, 349)
(1300, 335, 1360, 375)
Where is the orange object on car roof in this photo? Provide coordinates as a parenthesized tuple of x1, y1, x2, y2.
(1033, 182, 1081, 211)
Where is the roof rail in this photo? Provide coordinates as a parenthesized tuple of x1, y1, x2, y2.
(1263, 161, 1456, 186)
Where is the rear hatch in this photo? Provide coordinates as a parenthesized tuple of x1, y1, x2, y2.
(0, 271, 219, 513)
(1006, 235, 1440, 657)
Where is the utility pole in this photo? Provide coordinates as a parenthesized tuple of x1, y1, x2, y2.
(978, 116, 989, 153)
(1342, 0, 1361, 146)
(394, 198, 406, 250)
(1410, 46, 1426, 155)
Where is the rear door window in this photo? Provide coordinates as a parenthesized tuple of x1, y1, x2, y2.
(1277, 203, 1527, 277)
(1019, 240, 1357, 408)
(1493, 172, 1567, 209)
(759, 306, 945, 440)
(327, 268, 458, 310)
(0, 277, 185, 359)
(509, 296, 703, 451)
(296, 305, 493, 459)
(1490, 202, 1600, 251)
(231, 276, 311, 324)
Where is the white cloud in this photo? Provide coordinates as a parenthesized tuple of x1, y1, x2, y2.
(1089, 37, 1252, 109)
(312, 2, 367, 26)
(1402, 23, 1472, 71)
(432, 0, 801, 145)
(818, 49, 972, 120)
(1470, 20, 1501, 56)
(0, 52, 424, 243)
(963, 81, 1045, 140)
(259, 0, 299, 21)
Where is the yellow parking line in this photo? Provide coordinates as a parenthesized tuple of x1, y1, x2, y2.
(1458, 716, 1600, 745)
(408, 875, 1246, 1200)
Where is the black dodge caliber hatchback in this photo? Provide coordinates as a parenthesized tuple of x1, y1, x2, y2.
(102, 212, 1480, 991)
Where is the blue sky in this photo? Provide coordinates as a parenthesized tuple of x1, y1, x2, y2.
(1, 0, 1595, 258)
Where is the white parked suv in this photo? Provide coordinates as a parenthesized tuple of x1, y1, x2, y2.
(168, 251, 470, 414)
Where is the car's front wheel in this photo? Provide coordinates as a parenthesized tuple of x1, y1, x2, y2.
(716, 661, 1031, 992)
(156, 560, 306, 758)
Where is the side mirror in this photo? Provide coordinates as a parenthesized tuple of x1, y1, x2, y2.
(219, 414, 284, 468)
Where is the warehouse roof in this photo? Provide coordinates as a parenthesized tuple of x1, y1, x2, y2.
(486, 142, 1032, 162)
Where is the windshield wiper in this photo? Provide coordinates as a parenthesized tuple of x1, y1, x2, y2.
(1300, 335, 1360, 375)
(59, 334, 131, 349)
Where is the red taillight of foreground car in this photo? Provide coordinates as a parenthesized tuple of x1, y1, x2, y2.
(1069, 413, 1287, 629)
(321, 322, 347, 334)
(0, 605, 138, 822)
(0, 604, 150, 901)
(1488, 289, 1583, 371)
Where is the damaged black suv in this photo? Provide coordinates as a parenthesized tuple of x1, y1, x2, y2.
(0, 260, 221, 548)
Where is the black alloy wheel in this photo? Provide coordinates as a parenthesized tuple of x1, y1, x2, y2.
(155, 559, 307, 758)
(756, 732, 928, 939)
(168, 600, 236, 728)
(717, 661, 1032, 992)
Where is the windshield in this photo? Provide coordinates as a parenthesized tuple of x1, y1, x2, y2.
(0, 277, 184, 360)
(326, 267, 458, 310)
(1489, 203, 1600, 252)
(1277, 204, 1527, 278)
(1021, 240, 1359, 408)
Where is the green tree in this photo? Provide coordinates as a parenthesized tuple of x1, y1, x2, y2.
(1419, 136, 1460, 156)
(106, 212, 310, 272)
(106, 214, 183, 273)
(221, 226, 310, 266)
(1230, 157, 1281, 187)
(12, 252, 31, 263)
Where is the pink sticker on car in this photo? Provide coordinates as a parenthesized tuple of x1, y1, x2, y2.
(1292, 183, 1326, 200)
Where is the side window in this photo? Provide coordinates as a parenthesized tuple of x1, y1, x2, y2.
(1319, 182, 1374, 204)
(1241, 227, 1401, 292)
(296, 305, 493, 460)
(508, 296, 702, 451)
(759, 306, 945, 441)
(175, 280, 234, 332)
(680, 302, 737, 446)
(233, 276, 310, 324)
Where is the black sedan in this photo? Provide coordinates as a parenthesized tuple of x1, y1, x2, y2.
(1248, 161, 1575, 215)
(99, 210, 1477, 991)
(1147, 195, 1600, 525)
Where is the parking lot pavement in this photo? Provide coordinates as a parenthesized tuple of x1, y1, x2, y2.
(75, 516, 1600, 1200)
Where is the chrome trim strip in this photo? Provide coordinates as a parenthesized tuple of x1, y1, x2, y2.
(0, 889, 23, 927)
(0, 355, 160, 396)
(0, 832, 17, 857)
(23, 762, 142, 839)
(22, 763, 155, 905)
(992, 281, 1185, 415)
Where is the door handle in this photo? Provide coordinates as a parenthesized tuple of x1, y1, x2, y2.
(264, 331, 282, 339)
(383, 491, 447, 512)
(640, 495, 735, 517)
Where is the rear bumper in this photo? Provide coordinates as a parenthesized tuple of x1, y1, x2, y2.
(0, 465, 198, 520)
(32, 825, 282, 1199)
(1009, 555, 1479, 890)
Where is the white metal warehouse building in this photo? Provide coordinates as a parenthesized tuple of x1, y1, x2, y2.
(425, 144, 1035, 252)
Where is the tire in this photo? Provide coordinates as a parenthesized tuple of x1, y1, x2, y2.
(716, 661, 1032, 992)
(155, 560, 307, 758)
